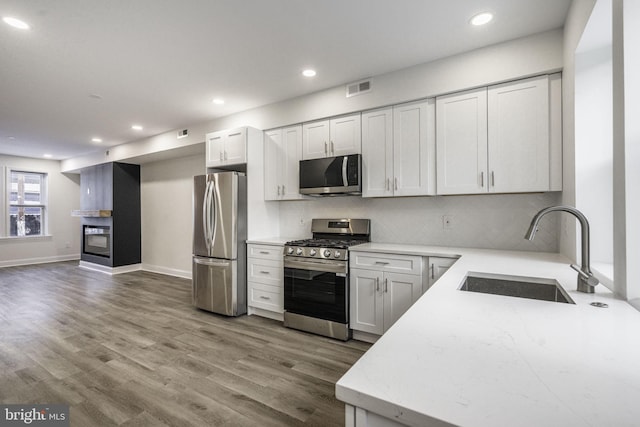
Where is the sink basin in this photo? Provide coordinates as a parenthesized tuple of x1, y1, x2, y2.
(460, 272, 575, 304)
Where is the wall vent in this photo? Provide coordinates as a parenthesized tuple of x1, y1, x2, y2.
(346, 79, 372, 98)
(177, 129, 188, 139)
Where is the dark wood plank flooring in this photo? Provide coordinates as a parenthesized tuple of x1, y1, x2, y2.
(0, 261, 370, 426)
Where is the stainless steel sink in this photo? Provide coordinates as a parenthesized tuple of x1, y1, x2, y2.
(460, 273, 575, 304)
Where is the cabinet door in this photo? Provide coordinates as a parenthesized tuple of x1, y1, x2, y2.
(362, 108, 393, 197)
(330, 114, 361, 156)
(206, 131, 225, 167)
(350, 268, 384, 335)
(436, 87, 488, 195)
(263, 129, 282, 200)
(281, 125, 303, 200)
(302, 120, 330, 159)
(383, 272, 422, 331)
(223, 128, 247, 165)
(393, 100, 435, 196)
(488, 75, 550, 193)
(426, 256, 458, 292)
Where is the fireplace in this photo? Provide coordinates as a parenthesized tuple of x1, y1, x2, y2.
(83, 225, 111, 258)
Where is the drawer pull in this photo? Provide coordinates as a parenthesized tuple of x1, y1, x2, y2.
(374, 261, 390, 265)
(259, 296, 271, 300)
(259, 251, 270, 255)
(259, 271, 270, 275)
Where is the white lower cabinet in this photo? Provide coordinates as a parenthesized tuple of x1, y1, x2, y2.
(247, 243, 283, 320)
(350, 252, 422, 336)
(425, 256, 458, 292)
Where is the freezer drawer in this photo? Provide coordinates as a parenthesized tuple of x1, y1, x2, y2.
(192, 257, 246, 316)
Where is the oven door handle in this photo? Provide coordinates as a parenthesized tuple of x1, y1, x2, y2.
(284, 258, 347, 274)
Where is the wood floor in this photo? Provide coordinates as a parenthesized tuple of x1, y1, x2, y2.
(0, 261, 370, 426)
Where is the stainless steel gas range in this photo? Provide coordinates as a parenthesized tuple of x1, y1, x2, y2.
(283, 218, 370, 341)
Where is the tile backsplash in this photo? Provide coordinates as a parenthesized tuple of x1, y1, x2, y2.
(279, 192, 562, 252)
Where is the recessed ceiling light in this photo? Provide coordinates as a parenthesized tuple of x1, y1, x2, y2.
(470, 12, 493, 26)
(212, 98, 225, 105)
(131, 125, 143, 131)
(43, 154, 53, 158)
(3, 16, 30, 30)
(302, 69, 317, 78)
(92, 138, 103, 143)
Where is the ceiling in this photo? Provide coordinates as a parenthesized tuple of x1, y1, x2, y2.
(0, 0, 572, 161)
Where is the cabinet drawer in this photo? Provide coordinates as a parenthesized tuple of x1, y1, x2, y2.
(247, 244, 283, 260)
(248, 258, 283, 286)
(249, 282, 283, 313)
(350, 252, 422, 275)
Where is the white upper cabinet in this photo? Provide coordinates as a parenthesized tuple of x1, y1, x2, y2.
(206, 127, 247, 168)
(487, 75, 550, 193)
(302, 113, 361, 160)
(436, 74, 561, 195)
(436, 87, 488, 195)
(264, 125, 303, 201)
(362, 108, 393, 197)
(393, 100, 436, 196)
(361, 101, 435, 198)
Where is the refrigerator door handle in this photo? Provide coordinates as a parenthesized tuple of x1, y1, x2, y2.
(203, 179, 212, 252)
(193, 257, 231, 267)
(211, 177, 221, 252)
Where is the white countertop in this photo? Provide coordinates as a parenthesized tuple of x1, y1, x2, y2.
(246, 236, 303, 246)
(336, 243, 640, 427)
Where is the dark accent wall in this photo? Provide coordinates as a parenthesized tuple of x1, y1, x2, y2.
(80, 162, 141, 267)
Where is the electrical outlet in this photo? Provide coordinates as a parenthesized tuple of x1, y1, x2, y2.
(443, 215, 454, 229)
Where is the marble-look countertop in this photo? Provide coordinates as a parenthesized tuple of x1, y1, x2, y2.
(336, 243, 640, 427)
(246, 236, 304, 246)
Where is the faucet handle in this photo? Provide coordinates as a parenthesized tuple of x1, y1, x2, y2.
(570, 264, 600, 287)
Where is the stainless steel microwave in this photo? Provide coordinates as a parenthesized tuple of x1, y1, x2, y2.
(299, 154, 361, 196)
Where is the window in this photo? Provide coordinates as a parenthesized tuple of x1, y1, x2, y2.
(8, 170, 48, 237)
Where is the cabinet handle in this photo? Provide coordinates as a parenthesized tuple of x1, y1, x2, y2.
(282, 185, 285, 194)
(386, 178, 390, 191)
(224, 151, 228, 160)
(384, 278, 388, 293)
(374, 261, 390, 265)
(331, 141, 335, 154)
(480, 171, 484, 187)
(394, 177, 398, 191)
(491, 171, 495, 187)
(376, 277, 380, 292)
(259, 296, 271, 300)
(324, 141, 328, 154)
(259, 251, 270, 255)
(277, 185, 281, 196)
(260, 271, 270, 275)
(431, 263, 435, 280)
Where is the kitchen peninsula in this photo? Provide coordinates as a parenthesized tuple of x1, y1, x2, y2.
(337, 244, 640, 427)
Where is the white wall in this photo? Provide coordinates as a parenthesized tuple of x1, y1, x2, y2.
(0, 155, 81, 267)
(140, 154, 204, 277)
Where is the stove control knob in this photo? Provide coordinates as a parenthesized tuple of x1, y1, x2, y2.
(309, 249, 317, 256)
(323, 249, 331, 258)
(334, 250, 342, 259)
(286, 247, 294, 255)
(296, 248, 303, 256)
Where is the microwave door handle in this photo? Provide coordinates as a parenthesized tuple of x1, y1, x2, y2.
(342, 156, 348, 187)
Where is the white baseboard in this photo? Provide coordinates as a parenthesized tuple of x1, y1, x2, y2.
(0, 254, 80, 268)
(141, 263, 191, 279)
(78, 261, 142, 275)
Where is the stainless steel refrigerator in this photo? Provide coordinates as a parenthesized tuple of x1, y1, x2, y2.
(192, 171, 247, 316)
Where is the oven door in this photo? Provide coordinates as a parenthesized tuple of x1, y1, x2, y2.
(284, 258, 348, 324)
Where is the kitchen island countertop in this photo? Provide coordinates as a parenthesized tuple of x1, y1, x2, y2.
(337, 243, 640, 427)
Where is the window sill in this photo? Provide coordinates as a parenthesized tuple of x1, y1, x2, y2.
(0, 235, 53, 243)
(592, 262, 614, 291)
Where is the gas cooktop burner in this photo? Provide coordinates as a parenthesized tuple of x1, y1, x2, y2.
(284, 218, 371, 261)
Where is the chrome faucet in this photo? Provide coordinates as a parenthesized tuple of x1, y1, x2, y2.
(525, 206, 599, 293)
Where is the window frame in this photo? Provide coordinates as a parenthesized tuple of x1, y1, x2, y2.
(4, 167, 49, 238)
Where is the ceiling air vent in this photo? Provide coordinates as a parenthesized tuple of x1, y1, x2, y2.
(177, 129, 188, 139)
(346, 79, 371, 98)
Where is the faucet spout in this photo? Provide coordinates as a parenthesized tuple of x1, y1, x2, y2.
(525, 205, 598, 293)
